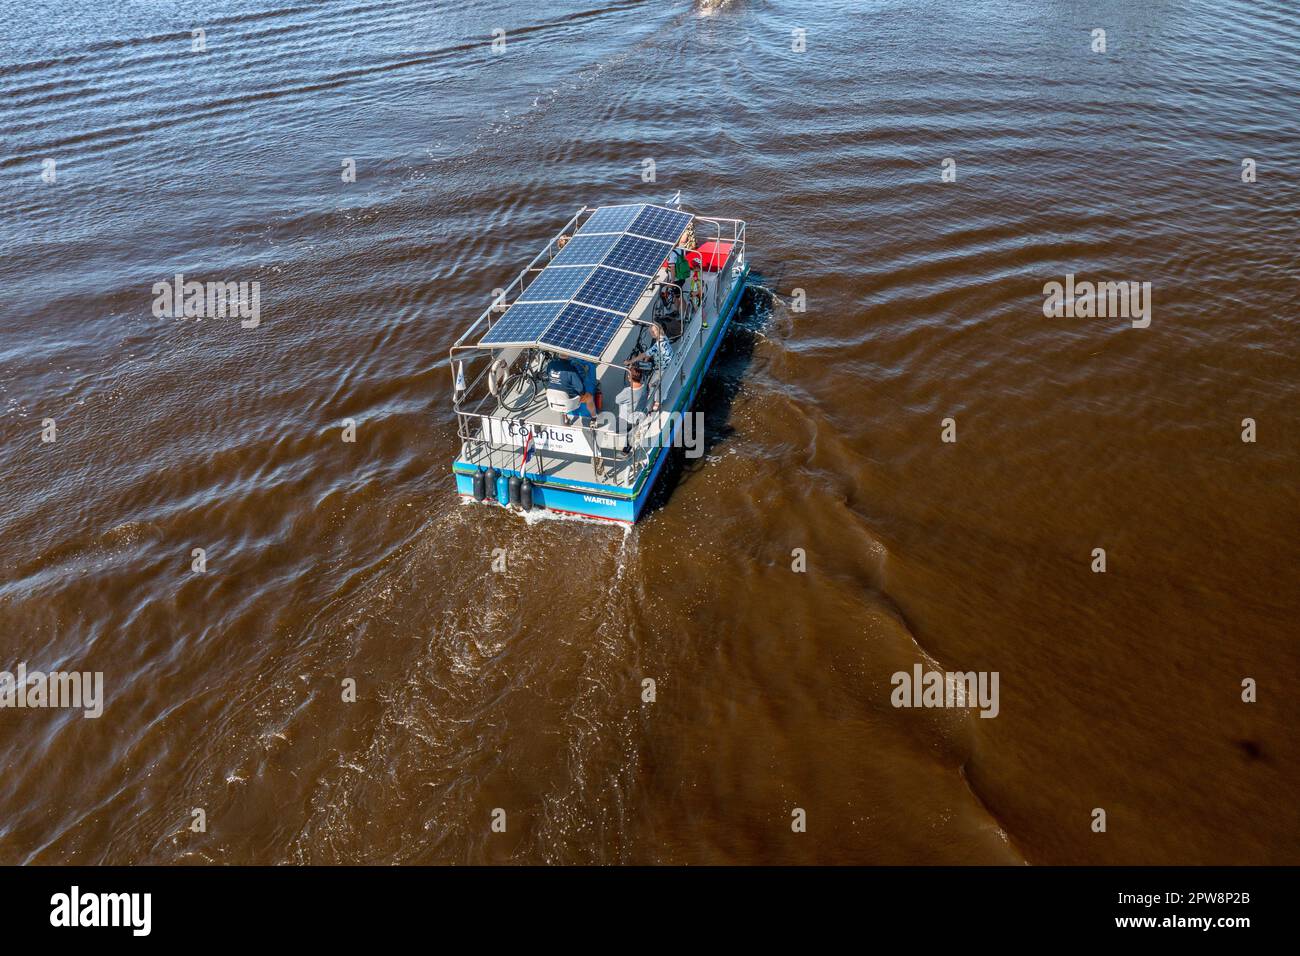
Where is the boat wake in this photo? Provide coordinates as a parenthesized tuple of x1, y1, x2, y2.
(694, 0, 743, 16)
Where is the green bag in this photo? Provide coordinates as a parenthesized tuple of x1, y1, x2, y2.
(673, 250, 691, 283)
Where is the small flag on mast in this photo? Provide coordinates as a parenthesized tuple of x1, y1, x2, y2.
(454, 361, 466, 395)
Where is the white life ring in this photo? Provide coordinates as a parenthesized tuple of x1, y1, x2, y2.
(487, 358, 509, 397)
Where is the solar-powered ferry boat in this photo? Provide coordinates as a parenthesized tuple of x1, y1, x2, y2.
(449, 201, 749, 523)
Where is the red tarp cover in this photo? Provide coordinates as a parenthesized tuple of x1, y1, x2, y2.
(686, 240, 733, 272)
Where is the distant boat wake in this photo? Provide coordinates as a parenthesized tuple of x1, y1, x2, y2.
(694, 0, 740, 15)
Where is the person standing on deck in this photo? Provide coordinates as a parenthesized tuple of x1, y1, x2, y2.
(630, 322, 674, 375)
(614, 364, 652, 455)
(616, 364, 651, 426)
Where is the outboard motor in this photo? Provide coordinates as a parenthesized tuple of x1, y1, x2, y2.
(520, 478, 534, 512)
(472, 468, 486, 501)
(483, 466, 498, 504)
(507, 474, 521, 507)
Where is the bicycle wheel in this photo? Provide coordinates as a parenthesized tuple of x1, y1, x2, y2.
(497, 372, 538, 412)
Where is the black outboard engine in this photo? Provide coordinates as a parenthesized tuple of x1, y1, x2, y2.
(472, 468, 486, 501)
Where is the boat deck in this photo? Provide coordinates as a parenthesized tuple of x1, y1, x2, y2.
(460, 266, 731, 491)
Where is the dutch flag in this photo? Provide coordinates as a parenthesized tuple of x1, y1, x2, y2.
(521, 430, 534, 470)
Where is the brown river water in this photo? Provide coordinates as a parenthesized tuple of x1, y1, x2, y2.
(0, 0, 1296, 864)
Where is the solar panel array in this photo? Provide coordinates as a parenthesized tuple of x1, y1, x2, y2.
(479, 203, 693, 360)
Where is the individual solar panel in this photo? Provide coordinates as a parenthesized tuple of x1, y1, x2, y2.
(540, 303, 626, 361)
(601, 234, 673, 276)
(578, 203, 644, 235)
(574, 266, 651, 314)
(628, 205, 691, 243)
(549, 232, 618, 267)
(479, 300, 564, 348)
(515, 264, 595, 303)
